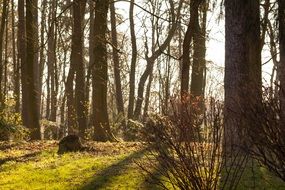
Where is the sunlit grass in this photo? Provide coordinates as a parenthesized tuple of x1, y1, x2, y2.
(0, 141, 284, 190)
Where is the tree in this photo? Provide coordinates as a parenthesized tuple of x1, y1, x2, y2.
(0, 0, 8, 108)
(181, 0, 202, 101)
(25, 0, 41, 139)
(110, 2, 126, 128)
(224, 0, 262, 146)
(279, 0, 285, 124)
(133, 0, 183, 119)
(128, 0, 137, 119)
(92, 0, 114, 141)
(190, 1, 207, 101)
(72, 0, 87, 138)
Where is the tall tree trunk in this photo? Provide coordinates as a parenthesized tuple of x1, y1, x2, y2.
(128, 0, 137, 119)
(26, 0, 41, 140)
(72, 0, 87, 138)
(86, 0, 95, 128)
(12, 0, 20, 113)
(190, 2, 207, 101)
(181, 0, 201, 101)
(47, 0, 57, 121)
(133, 0, 183, 119)
(92, 0, 114, 141)
(39, 0, 47, 117)
(0, 0, 8, 108)
(224, 0, 262, 147)
(18, 0, 29, 127)
(279, 0, 285, 125)
(110, 2, 126, 126)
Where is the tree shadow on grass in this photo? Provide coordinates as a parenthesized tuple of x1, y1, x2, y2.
(79, 148, 148, 190)
(140, 161, 166, 190)
(0, 151, 40, 167)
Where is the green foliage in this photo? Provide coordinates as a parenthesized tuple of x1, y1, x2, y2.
(0, 98, 28, 141)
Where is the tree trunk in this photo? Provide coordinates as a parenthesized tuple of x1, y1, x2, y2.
(18, 0, 29, 127)
(279, 0, 285, 125)
(224, 0, 262, 146)
(0, 0, 8, 108)
(190, 2, 207, 100)
(110, 2, 126, 126)
(72, 0, 88, 138)
(181, 0, 201, 101)
(133, 0, 183, 119)
(128, 0, 137, 119)
(12, 0, 20, 113)
(92, 0, 114, 141)
(26, 0, 41, 140)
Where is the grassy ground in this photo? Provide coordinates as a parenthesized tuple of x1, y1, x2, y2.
(0, 141, 284, 190)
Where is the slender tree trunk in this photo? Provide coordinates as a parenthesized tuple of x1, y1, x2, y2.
(279, 0, 285, 125)
(72, 0, 87, 138)
(128, 0, 137, 119)
(18, 0, 29, 127)
(12, 0, 20, 113)
(47, 0, 57, 121)
(26, 0, 41, 139)
(133, 0, 183, 119)
(86, 0, 95, 127)
(39, 0, 47, 117)
(181, 0, 201, 101)
(0, 0, 8, 108)
(110, 2, 126, 126)
(92, 0, 114, 141)
(190, 2, 207, 100)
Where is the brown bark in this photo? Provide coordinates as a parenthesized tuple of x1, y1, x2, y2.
(190, 2, 207, 100)
(128, 0, 137, 119)
(0, 0, 8, 108)
(73, 0, 88, 138)
(18, 0, 29, 127)
(92, 0, 114, 141)
(12, 0, 20, 113)
(279, 0, 285, 124)
(26, 0, 41, 139)
(181, 0, 201, 101)
(224, 0, 262, 145)
(110, 2, 126, 125)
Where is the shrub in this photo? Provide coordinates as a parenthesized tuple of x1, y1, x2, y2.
(139, 97, 247, 190)
(0, 98, 28, 141)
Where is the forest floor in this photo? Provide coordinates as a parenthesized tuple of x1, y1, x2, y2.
(0, 141, 284, 190)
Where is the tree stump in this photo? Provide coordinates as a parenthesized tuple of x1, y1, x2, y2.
(58, 135, 83, 154)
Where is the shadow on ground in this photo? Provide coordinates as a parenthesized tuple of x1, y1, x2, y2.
(79, 147, 166, 190)
(0, 151, 40, 167)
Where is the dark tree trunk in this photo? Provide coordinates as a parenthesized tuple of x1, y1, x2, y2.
(110, 2, 126, 126)
(190, 2, 207, 100)
(72, 0, 88, 138)
(128, 0, 137, 119)
(12, 0, 20, 113)
(18, 0, 29, 127)
(0, 0, 8, 108)
(92, 0, 114, 141)
(224, 0, 262, 145)
(133, 0, 183, 119)
(26, 0, 41, 140)
(181, 0, 201, 101)
(279, 0, 285, 124)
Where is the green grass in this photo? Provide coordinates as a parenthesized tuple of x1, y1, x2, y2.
(0, 141, 284, 190)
